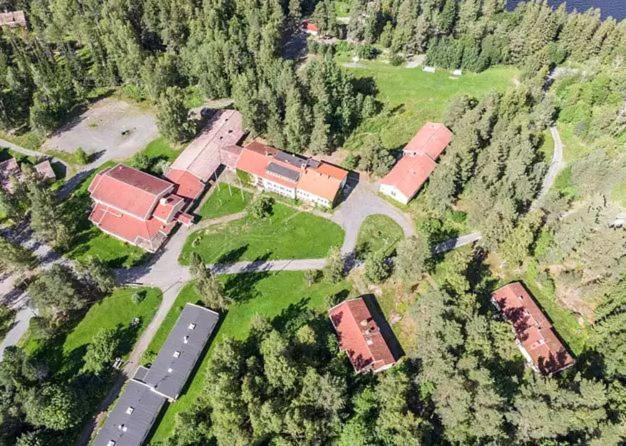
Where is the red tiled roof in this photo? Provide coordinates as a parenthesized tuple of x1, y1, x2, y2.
(88, 164, 173, 220)
(152, 195, 185, 224)
(236, 141, 347, 202)
(164, 169, 205, 201)
(491, 282, 575, 375)
(378, 154, 436, 200)
(403, 122, 453, 160)
(329, 297, 396, 373)
(89, 203, 174, 252)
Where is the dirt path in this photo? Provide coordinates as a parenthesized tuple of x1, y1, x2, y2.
(532, 126, 565, 208)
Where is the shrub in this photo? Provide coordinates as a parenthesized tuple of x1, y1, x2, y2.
(131, 291, 146, 304)
(390, 54, 405, 66)
(250, 195, 274, 219)
(75, 148, 89, 165)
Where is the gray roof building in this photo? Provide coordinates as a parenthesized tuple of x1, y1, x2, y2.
(92, 303, 219, 446)
(141, 303, 219, 401)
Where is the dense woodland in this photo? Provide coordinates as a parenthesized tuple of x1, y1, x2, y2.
(0, 0, 624, 445)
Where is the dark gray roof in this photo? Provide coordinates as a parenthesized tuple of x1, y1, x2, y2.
(266, 162, 300, 182)
(133, 366, 149, 383)
(275, 151, 307, 168)
(142, 303, 219, 400)
(92, 380, 166, 446)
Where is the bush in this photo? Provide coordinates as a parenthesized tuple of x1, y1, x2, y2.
(250, 195, 274, 219)
(357, 45, 378, 60)
(75, 148, 89, 165)
(390, 54, 405, 66)
(132, 291, 146, 304)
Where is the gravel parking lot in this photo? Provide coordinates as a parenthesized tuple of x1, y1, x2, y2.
(43, 97, 159, 163)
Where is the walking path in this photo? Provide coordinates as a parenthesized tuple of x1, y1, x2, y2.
(532, 126, 565, 208)
(0, 138, 69, 169)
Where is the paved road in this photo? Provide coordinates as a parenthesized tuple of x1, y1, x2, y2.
(332, 180, 416, 255)
(433, 231, 482, 254)
(532, 126, 565, 208)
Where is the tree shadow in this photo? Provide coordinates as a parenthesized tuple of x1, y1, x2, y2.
(272, 297, 312, 334)
(215, 244, 250, 265)
(222, 272, 271, 304)
(362, 294, 405, 362)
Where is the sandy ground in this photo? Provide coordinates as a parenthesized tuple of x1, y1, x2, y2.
(43, 97, 158, 162)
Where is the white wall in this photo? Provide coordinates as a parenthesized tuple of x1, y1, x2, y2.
(379, 184, 410, 205)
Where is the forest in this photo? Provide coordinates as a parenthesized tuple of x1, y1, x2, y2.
(0, 0, 624, 445)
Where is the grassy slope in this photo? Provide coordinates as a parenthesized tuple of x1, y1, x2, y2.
(197, 183, 252, 220)
(23, 287, 161, 372)
(355, 214, 404, 257)
(147, 272, 353, 443)
(338, 58, 518, 150)
(180, 202, 344, 264)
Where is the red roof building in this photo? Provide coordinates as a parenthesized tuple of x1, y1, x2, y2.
(88, 164, 193, 252)
(491, 282, 575, 375)
(329, 297, 396, 374)
(236, 141, 348, 208)
(164, 109, 244, 201)
(0, 11, 27, 28)
(302, 20, 319, 35)
(379, 122, 452, 204)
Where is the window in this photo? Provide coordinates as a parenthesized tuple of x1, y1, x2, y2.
(173, 351, 180, 358)
(125, 407, 134, 415)
(183, 335, 189, 344)
(118, 424, 127, 432)
(167, 367, 173, 373)
(188, 323, 196, 330)
(107, 441, 116, 446)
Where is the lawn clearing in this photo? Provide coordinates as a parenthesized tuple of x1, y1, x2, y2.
(337, 58, 518, 150)
(197, 183, 252, 220)
(557, 123, 590, 163)
(145, 271, 352, 442)
(23, 286, 161, 374)
(180, 202, 344, 264)
(356, 214, 404, 257)
(133, 136, 180, 164)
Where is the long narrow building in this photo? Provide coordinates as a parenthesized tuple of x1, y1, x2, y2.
(93, 304, 219, 446)
(491, 282, 575, 375)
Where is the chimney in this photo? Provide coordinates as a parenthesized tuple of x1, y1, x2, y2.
(160, 197, 169, 206)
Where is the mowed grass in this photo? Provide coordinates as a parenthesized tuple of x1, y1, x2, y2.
(180, 202, 344, 264)
(145, 271, 352, 443)
(135, 136, 180, 163)
(338, 58, 518, 150)
(23, 287, 161, 374)
(356, 214, 404, 257)
(197, 183, 252, 220)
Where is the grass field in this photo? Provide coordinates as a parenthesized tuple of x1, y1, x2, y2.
(355, 214, 404, 257)
(337, 58, 518, 151)
(134, 137, 180, 164)
(197, 183, 252, 220)
(146, 271, 352, 443)
(23, 287, 161, 373)
(180, 202, 344, 264)
(557, 123, 590, 163)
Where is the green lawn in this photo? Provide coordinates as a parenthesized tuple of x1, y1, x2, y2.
(557, 123, 590, 163)
(145, 271, 353, 443)
(338, 58, 518, 150)
(356, 214, 404, 257)
(180, 202, 344, 264)
(23, 287, 161, 374)
(197, 183, 252, 220)
(135, 137, 179, 163)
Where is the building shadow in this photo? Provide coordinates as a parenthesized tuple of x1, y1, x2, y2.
(362, 294, 405, 361)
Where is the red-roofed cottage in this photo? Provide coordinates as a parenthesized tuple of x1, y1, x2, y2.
(379, 122, 452, 204)
(491, 282, 575, 375)
(88, 164, 193, 252)
(329, 297, 396, 373)
(236, 141, 348, 208)
(302, 20, 319, 36)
